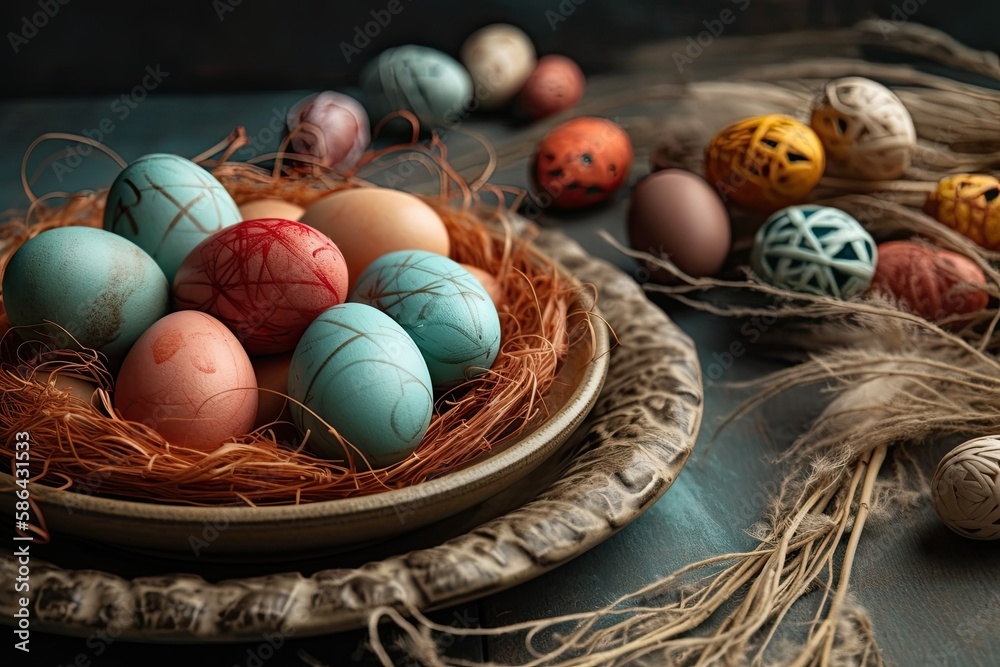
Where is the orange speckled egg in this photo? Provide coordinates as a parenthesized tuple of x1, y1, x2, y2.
(299, 188, 450, 286)
(238, 199, 305, 222)
(114, 310, 258, 451)
(868, 240, 989, 324)
(705, 114, 825, 213)
(924, 174, 1000, 250)
(531, 117, 633, 210)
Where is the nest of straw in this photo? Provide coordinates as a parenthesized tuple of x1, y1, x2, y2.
(0, 126, 595, 508)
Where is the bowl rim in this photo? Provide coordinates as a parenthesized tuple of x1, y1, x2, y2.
(4, 252, 610, 526)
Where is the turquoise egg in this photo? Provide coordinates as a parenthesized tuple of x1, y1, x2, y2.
(752, 205, 877, 299)
(103, 153, 242, 283)
(350, 250, 501, 389)
(2, 226, 170, 361)
(360, 45, 473, 130)
(288, 303, 433, 468)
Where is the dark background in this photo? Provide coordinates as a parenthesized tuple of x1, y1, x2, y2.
(1, 0, 997, 98)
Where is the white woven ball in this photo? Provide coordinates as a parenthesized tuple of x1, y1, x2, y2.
(933, 436, 1000, 541)
(751, 205, 877, 299)
(811, 77, 916, 180)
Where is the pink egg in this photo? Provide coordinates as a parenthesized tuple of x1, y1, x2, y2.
(173, 218, 349, 355)
(114, 311, 258, 451)
(287, 91, 370, 174)
(517, 55, 585, 120)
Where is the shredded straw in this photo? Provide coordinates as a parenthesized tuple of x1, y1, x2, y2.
(0, 118, 595, 507)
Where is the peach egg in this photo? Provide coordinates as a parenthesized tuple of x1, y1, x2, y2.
(460, 264, 504, 308)
(114, 310, 257, 451)
(299, 187, 450, 287)
(238, 199, 305, 222)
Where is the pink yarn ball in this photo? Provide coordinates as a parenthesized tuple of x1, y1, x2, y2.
(286, 91, 370, 174)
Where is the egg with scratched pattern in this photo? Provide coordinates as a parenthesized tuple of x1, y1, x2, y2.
(172, 218, 349, 355)
(114, 310, 258, 451)
(360, 45, 473, 130)
(2, 226, 170, 363)
(103, 153, 242, 282)
(351, 251, 501, 389)
(288, 303, 433, 468)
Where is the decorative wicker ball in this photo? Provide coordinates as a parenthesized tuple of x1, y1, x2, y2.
(810, 77, 916, 180)
(868, 241, 988, 323)
(704, 114, 825, 213)
(752, 205, 877, 299)
(932, 436, 1000, 540)
(924, 173, 1000, 250)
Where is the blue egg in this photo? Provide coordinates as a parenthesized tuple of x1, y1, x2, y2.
(2, 226, 170, 361)
(103, 153, 242, 282)
(288, 303, 433, 468)
(752, 205, 877, 299)
(360, 45, 473, 130)
(350, 250, 501, 389)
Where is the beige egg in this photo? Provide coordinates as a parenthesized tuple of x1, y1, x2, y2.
(251, 353, 292, 428)
(299, 188, 450, 287)
(238, 199, 305, 222)
(460, 264, 504, 308)
(461, 24, 536, 111)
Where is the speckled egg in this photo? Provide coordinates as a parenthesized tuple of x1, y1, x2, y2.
(461, 24, 536, 111)
(868, 240, 988, 323)
(705, 115, 825, 213)
(288, 303, 433, 468)
(114, 310, 258, 451)
(104, 154, 242, 282)
(532, 117, 633, 209)
(351, 251, 501, 389)
(752, 205, 877, 299)
(925, 174, 1000, 250)
(517, 55, 585, 120)
(2, 226, 170, 362)
(173, 218, 349, 355)
(360, 45, 473, 130)
(286, 91, 370, 174)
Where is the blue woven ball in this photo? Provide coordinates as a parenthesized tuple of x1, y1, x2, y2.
(751, 205, 877, 299)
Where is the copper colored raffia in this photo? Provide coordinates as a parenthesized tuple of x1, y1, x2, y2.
(0, 127, 593, 507)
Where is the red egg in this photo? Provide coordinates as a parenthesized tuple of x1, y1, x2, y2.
(531, 117, 633, 210)
(868, 240, 989, 323)
(518, 55, 585, 119)
(173, 218, 349, 355)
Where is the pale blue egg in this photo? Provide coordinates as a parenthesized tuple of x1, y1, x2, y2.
(752, 205, 877, 299)
(2, 226, 170, 362)
(103, 153, 241, 282)
(360, 45, 473, 130)
(288, 303, 433, 468)
(350, 250, 501, 389)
